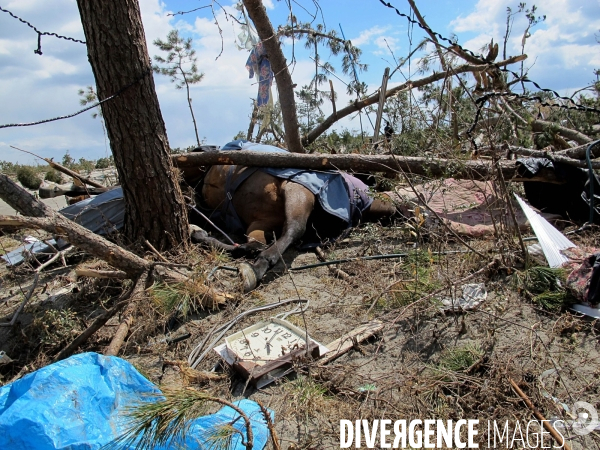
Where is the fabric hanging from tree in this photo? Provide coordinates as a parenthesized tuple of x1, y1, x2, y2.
(246, 41, 273, 107)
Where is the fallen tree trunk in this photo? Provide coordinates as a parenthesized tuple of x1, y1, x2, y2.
(173, 150, 562, 182)
(1, 173, 149, 276)
(505, 146, 600, 169)
(0, 214, 150, 277)
(531, 119, 593, 145)
(0, 174, 54, 217)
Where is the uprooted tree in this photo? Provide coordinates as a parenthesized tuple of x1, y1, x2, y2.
(76, 0, 190, 252)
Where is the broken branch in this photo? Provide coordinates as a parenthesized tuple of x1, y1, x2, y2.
(105, 272, 148, 356)
(302, 55, 527, 146)
(10, 146, 105, 188)
(0, 273, 39, 327)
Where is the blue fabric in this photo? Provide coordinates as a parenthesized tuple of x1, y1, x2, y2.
(219, 141, 373, 225)
(245, 42, 274, 107)
(0, 353, 271, 450)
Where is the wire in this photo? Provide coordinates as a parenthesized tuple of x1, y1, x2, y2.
(376, 0, 600, 116)
(289, 249, 468, 271)
(0, 69, 152, 129)
(0, 6, 85, 55)
(187, 298, 309, 369)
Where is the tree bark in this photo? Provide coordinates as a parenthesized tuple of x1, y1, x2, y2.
(0, 174, 54, 217)
(172, 150, 562, 182)
(243, 0, 304, 153)
(76, 0, 189, 251)
(0, 214, 150, 277)
(303, 55, 527, 147)
(530, 119, 593, 145)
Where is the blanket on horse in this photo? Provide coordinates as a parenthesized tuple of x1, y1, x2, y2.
(215, 140, 373, 237)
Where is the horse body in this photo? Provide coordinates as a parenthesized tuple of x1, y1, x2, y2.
(194, 164, 399, 291)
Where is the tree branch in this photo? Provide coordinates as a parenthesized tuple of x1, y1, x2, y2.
(303, 55, 527, 146)
(243, 0, 304, 153)
(173, 149, 562, 181)
(530, 118, 593, 145)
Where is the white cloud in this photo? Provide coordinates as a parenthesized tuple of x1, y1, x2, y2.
(373, 35, 399, 56)
(351, 26, 390, 47)
(450, 0, 600, 93)
(1, 0, 597, 164)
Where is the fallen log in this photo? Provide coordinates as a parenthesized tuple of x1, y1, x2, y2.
(1, 173, 149, 276)
(0, 173, 54, 217)
(106, 272, 148, 356)
(506, 147, 600, 169)
(173, 150, 562, 183)
(39, 182, 110, 199)
(0, 214, 150, 277)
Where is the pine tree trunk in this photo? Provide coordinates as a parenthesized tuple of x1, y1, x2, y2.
(243, 0, 305, 153)
(76, 0, 189, 251)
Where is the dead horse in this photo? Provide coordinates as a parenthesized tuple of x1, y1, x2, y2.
(193, 164, 401, 292)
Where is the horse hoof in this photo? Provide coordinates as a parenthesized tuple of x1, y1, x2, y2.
(239, 262, 258, 293)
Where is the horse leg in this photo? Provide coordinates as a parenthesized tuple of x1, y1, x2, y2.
(362, 193, 412, 222)
(239, 182, 314, 292)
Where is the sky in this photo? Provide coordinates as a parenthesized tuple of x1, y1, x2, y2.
(0, 0, 599, 164)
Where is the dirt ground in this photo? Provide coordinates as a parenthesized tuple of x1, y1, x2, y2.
(1, 218, 600, 449)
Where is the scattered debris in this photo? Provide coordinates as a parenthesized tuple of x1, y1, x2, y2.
(439, 283, 487, 312)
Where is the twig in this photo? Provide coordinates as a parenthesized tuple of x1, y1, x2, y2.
(392, 181, 485, 258)
(0, 273, 39, 327)
(494, 160, 528, 265)
(105, 271, 148, 356)
(508, 377, 572, 450)
(144, 239, 170, 263)
(385, 259, 499, 323)
(315, 246, 352, 282)
(35, 245, 74, 272)
(257, 400, 281, 450)
(54, 297, 129, 361)
(75, 268, 129, 279)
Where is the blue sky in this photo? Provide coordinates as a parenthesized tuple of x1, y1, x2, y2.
(1, 0, 599, 164)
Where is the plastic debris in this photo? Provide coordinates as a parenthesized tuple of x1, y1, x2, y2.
(440, 283, 488, 311)
(514, 194, 576, 268)
(0, 352, 271, 449)
(0, 351, 13, 366)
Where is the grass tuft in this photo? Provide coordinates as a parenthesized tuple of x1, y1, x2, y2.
(436, 342, 483, 373)
(513, 266, 572, 311)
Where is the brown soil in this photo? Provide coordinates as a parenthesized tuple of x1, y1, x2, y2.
(1, 222, 600, 449)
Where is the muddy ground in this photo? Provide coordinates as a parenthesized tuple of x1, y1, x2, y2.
(1, 216, 600, 449)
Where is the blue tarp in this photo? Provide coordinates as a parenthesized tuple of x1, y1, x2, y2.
(0, 353, 271, 449)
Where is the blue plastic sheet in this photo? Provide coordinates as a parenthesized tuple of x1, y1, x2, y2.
(0, 353, 271, 449)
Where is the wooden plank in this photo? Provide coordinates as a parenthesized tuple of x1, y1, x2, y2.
(319, 320, 384, 365)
